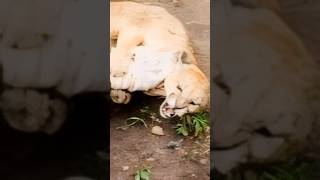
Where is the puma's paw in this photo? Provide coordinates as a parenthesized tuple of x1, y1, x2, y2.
(110, 89, 131, 104)
(0, 88, 67, 134)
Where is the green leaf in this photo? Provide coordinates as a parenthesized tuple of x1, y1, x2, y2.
(176, 126, 189, 136)
(140, 170, 150, 180)
(126, 117, 148, 128)
(194, 121, 202, 137)
(186, 115, 192, 126)
(135, 173, 141, 180)
(181, 128, 189, 136)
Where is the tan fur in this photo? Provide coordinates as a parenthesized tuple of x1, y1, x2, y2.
(160, 64, 210, 117)
(110, 1, 196, 76)
(110, 1, 209, 117)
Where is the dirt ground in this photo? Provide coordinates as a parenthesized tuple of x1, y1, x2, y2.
(110, 94, 210, 180)
(110, 0, 211, 179)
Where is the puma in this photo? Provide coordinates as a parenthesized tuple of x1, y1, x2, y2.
(110, 1, 210, 117)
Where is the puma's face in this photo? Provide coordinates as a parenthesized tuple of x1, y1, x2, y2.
(159, 64, 210, 118)
(110, 46, 184, 92)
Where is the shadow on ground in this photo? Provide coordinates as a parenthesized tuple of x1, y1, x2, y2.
(0, 93, 108, 180)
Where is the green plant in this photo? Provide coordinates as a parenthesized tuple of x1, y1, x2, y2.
(261, 162, 311, 180)
(135, 167, 151, 180)
(116, 117, 148, 130)
(176, 111, 209, 137)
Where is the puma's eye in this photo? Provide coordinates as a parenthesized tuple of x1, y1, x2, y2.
(177, 85, 182, 92)
(190, 101, 197, 105)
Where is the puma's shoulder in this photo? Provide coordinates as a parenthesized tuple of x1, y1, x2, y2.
(110, 1, 196, 64)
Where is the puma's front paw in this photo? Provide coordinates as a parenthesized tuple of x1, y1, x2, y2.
(110, 89, 132, 104)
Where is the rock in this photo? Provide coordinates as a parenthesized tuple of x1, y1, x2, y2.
(146, 157, 155, 161)
(199, 158, 208, 165)
(122, 166, 129, 171)
(151, 126, 165, 136)
(167, 139, 183, 149)
(154, 148, 165, 155)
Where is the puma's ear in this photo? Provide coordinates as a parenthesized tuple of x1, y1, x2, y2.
(175, 51, 189, 64)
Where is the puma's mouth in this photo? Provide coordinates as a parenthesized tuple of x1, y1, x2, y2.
(159, 100, 188, 118)
(160, 100, 176, 118)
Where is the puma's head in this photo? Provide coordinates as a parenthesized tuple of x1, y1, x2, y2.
(160, 64, 210, 118)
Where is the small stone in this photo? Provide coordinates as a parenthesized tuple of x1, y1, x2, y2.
(177, 149, 186, 156)
(155, 148, 165, 154)
(122, 166, 129, 171)
(200, 159, 208, 165)
(167, 139, 183, 149)
(146, 157, 155, 161)
(191, 174, 196, 177)
(151, 126, 165, 136)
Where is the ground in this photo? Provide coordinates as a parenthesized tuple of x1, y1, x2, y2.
(110, 94, 210, 180)
(110, 0, 211, 179)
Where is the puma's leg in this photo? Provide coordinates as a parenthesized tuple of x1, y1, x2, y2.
(109, 29, 144, 104)
(144, 82, 166, 96)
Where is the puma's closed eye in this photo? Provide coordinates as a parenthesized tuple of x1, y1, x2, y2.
(190, 101, 200, 106)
